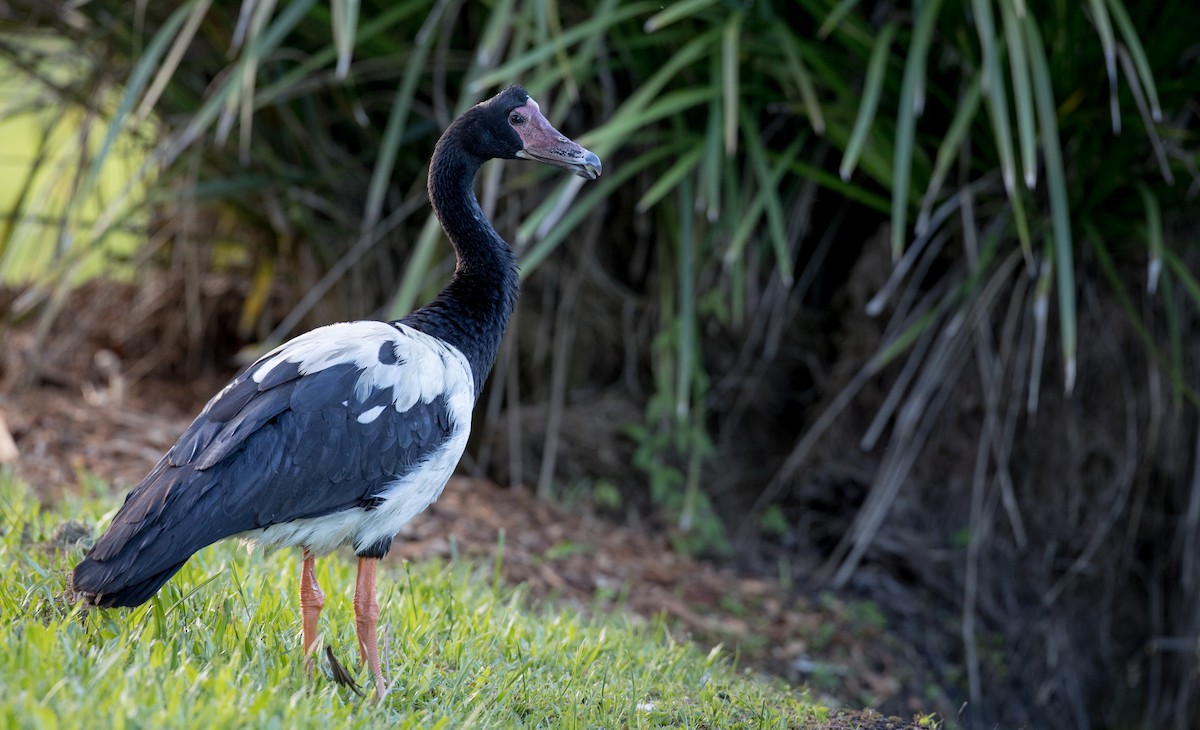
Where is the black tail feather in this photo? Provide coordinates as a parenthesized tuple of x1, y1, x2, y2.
(73, 555, 189, 608)
(71, 458, 241, 608)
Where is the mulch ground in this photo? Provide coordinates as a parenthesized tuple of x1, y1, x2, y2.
(1, 371, 939, 729)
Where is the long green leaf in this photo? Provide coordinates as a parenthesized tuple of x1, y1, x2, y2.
(584, 86, 718, 151)
(890, 0, 946, 261)
(980, 5, 1017, 197)
(80, 0, 206, 203)
(474, 0, 518, 70)
(999, 0, 1037, 189)
(172, 0, 317, 160)
(1025, 15, 1076, 393)
(721, 10, 744, 155)
(969, 0, 998, 94)
(1027, 249, 1052, 415)
(386, 214, 443, 318)
(1087, 0, 1120, 132)
(83, 0, 319, 254)
(675, 176, 697, 424)
(519, 144, 682, 275)
(133, 0, 212, 125)
(330, 0, 360, 79)
(774, 25, 825, 135)
(1137, 184, 1163, 294)
(362, 0, 451, 233)
(470, 2, 658, 92)
(818, 0, 861, 39)
(916, 72, 982, 236)
(1090, 228, 1198, 406)
(839, 20, 897, 182)
(791, 161, 890, 214)
(643, 0, 720, 32)
(573, 28, 720, 156)
(637, 144, 705, 212)
(724, 136, 802, 270)
(1117, 45, 1173, 184)
(740, 108, 798, 284)
(699, 96, 722, 220)
(253, 0, 427, 109)
(1105, 0, 1162, 122)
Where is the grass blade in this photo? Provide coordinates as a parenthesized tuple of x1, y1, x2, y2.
(916, 72, 982, 236)
(675, 176, 697, 423)
(1117, 45, 1173, 184)
(1090, 227, 1198, 406)
(791, 160, 890, 214)
(329, 0, 360, 79)
(1024, 14, 1076, 393)
(980, 11, 1017, 197)
(722, 10, 744, 155)
(724, 136, 802, 270)
(1000, 0, 1037, 189)
(1027, 252, 1051, 415)
(774, 26, 825, 135)
(699, 97, 722, 220)
(81, 0, 207, 202)
(470, 2, 658, 92)
(362, 0, 452, 233)
(1137, 183, 1163, 294)
(637, 144, 704, 213)
(215, 0, 275, 149)
(643, 0, 720, 32)
(1086, 0, 1120, 132)
(890, 0, 946, 261)
(839, 20, 897, 182)
(386, 214, 443, 319)
(493, 100, 671, 260)
(252, 0, 427, 109)
(133, 0, 213, 124)
(969, 0, 998, 95)
(818, 0, 862, 39)
(741, 108, 798, 284)
(583, 86, 718, 152)
(519, 142, 683, 275)
(1105, 0, 1162, 122)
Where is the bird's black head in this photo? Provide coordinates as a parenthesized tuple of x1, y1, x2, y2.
(454, 85, 601, 180)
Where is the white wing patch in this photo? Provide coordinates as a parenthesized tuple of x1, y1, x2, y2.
(356, 405, 386, 424)
(236, 320, 477, 556)
(248, 320, 474, 413)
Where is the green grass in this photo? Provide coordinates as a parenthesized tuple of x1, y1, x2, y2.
(0, 474, 822, 729)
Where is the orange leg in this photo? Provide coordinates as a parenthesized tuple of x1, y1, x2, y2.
(354, 557, 386, 697)
(299, 550, 325, 675)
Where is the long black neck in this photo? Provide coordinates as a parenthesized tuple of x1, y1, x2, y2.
(397, 131, 519, 398)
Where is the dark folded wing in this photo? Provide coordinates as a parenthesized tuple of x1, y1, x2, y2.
(73, 321, 474, 605)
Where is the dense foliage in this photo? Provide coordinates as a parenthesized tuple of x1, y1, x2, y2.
(1, 1, 1198, 728)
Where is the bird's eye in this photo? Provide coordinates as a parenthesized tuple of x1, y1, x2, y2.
(510, 112, 524, 126)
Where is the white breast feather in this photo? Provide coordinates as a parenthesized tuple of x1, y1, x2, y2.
(236, 320, 476, 555)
